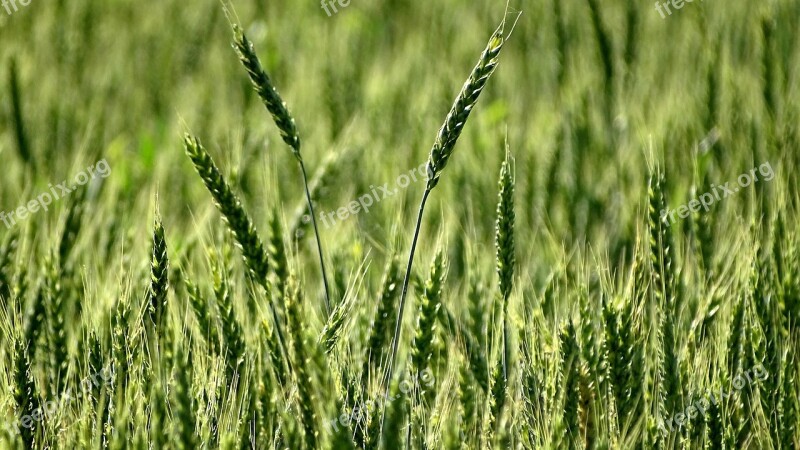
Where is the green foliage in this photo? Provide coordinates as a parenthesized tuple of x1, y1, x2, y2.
(0, 1, 799, 449)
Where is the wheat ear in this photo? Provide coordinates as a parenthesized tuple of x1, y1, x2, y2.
(411, 248, 446, 394)
(184, 134, 269, 285)
(184, 134, 292, 378)
(147, 212, 169, 331)
(233, 25, 332, 314)
(7, 57, 32, 166)
(211, 253, 245, 379)
(495, 150, 515, 389)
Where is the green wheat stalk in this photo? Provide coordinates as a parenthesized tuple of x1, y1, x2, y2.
(495, 150, 515, 399)
(233, 25, 332, 314)
(380, 15, 513, 436)
(171, 340, 197, 450)
(284, 278, 319, 449)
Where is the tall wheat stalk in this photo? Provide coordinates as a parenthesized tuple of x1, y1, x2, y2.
(232, 25, 332, 314)
(488, 149, 515, 438)
(380, 15, 515, 437)
(495, 150, 515, 387)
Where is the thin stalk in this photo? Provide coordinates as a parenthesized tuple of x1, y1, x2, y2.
(299, 158, 332, 314)
(379, 188, 431, 435)
(503, 316, 510, 381)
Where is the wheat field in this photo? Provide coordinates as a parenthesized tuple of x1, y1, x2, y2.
(0, 0, 799, 449)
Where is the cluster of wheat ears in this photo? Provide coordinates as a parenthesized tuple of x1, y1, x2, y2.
(1, 1, 800, 450)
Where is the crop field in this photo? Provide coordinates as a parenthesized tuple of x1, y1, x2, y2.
(0, 0, 799, 448)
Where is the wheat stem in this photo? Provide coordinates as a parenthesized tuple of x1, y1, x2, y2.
(379, 188, 430, 433)
(300, 158, 332, 314)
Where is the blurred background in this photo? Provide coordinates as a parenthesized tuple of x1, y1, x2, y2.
(1, 0, 800, 447)
(1, 0, 797, 270)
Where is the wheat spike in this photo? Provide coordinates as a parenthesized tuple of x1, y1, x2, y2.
(44, 252, 69, 395)
(184, 134, 270, 285)
(362, 256, 401, 380)
(184, 275, 221, 355)
(0, 229, 20, 304)
(495, 150, 515, 387)
(211, 253, 245, 380)
(233, 26, 300, 156)
(268, 210, 290, 295)
(147, 212, 169, 330)
(425, 25, 507, 191)
(558, 321, 582, 448)
(411, 249, 446, 381)
(13, 336, 38, 449)
(22, 282, 46, 362)
(318, 287, 358, 354)
(7, 57, 32, 166)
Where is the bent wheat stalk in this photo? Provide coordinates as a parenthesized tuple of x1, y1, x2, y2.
(379, 16, 513, 437)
